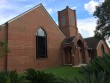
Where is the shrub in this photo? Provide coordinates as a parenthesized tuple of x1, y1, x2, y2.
(73, 53, 110, 83)
(25, 68, 73, 83)
(25, 68, 56, 83)
(0, 71, 26, 83)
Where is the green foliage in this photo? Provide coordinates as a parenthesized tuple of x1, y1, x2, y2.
(25, 68, 73, 83)
(0, 26, 8, 57)
(94, 0, 110, 40)
(74, 71, 105, 83)
(0, 41, 8, 56)
(25, 68, 56, 83)
(74, 53, 110, 83)
(54, 77, 73, 83)
(45, 66, 81, 80)
(0, 71, 26, 83)
(0, 68, 75, 83)
(81, 53, 110, 74)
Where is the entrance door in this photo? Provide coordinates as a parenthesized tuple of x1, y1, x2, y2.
(79, 49, 83, 64)
(65, 48, 72, 64)
(77, 40, 85, 64)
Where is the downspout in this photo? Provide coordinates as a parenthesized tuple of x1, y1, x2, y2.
(5, 22, 8, 71)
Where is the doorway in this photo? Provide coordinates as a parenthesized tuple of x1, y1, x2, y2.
(77, 40, 85, 64)
(64, 47, 72, 64)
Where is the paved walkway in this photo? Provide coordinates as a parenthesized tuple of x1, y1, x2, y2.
(73, 64, 87, 67)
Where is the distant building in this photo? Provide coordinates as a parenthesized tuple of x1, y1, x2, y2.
(0, 4, 109, 72)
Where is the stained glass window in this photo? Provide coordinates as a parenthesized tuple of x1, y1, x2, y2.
(36, 28, 47, 58)
(62, 16, 66, 26)
(71, 16, 74, 25)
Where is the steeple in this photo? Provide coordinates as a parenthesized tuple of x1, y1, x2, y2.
(58, 6, 78, 37)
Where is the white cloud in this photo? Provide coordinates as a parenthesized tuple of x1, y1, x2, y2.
(0, 14, 16, 24)
(99, 0, 105, 3)
(17, 0, 27, 1)
(0, 1, 18, 24)
(55, 21, 58, 25)
(84, 0, 105, 14)
(0, 1, 36, 25)
(71, 7, 77, 10)
(24, 4, 34, 9)
(77, 17, 97, 38)
(47, 8, 53, 14)
(0, 0, 11, 9)
(48, 0, 55, 1)
(106, 39, 110, 47)
(84, 0, 99, 14)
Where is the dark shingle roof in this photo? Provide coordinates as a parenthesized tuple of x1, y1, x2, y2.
(84, 37, 99, 49)
(61, 36, 75, 45)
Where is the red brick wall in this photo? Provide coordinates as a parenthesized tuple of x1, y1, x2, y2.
(58, 6, 78, 37)
(58, 8, 70, 37)
(0, 25, 7, 41)
(7, 5, 65, 72)
(68, 8, 78, 37)
(0, 25, 7, 71)
(0, 56, 6, 71)
(97, 40, 109, 57)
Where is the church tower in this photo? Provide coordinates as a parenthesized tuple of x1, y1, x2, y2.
(58, 6, 78, 37)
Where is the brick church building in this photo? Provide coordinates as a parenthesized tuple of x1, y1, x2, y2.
(0, 4, 109, 72)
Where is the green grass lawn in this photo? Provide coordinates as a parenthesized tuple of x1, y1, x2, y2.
(44, 66, 82, 80)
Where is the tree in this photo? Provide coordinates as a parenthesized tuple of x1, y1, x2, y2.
(0, 25, 8, 56)
(94, 0, 110, 41)
(0, 71, 26, 83)
(0, 41, 8, 56)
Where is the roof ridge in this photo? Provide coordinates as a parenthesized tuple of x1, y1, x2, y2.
(84, 36, 94, 39)
(1, 3, 65, 37)
(8, 3, 42, 23)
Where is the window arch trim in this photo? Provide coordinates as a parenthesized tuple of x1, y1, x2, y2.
(36, 28, 47, 59)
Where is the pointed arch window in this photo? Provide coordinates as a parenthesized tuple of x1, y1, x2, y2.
(62, 16, 66, 26)
(36, 28, 47, 58)
(71, 16, 74, 25)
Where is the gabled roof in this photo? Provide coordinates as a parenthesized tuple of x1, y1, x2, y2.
(8, 4, 42, 23)
(84, 37, 99, 50)
(61, 36, 75, 45)
(61, 33, 85, 45)
(0, 4, 42, 25)
(1, 3, 65, 37)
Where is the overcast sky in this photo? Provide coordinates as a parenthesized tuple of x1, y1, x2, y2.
(0, 0, 105, 38)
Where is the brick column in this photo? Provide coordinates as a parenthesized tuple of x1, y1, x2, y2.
(62, 48, 65, 65)
(71, 47, 74, 65)
(74, 46, 80, 65)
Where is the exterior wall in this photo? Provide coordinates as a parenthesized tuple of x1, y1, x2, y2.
(0, 56, 6, 71)
(0, 25, 7, 41)
(69, 9, 78, 37)
(58, 6, 78, 37)
(0, 25, 8, 71)
(58, 7, 70, 37)
(73, 47, 80, 65)
(7, 6, 65, 72)
(97, 40, 109, 57)
(0, 5, 105, 72)
(73, 34, 89, 65)
(62, 34, 90, 66)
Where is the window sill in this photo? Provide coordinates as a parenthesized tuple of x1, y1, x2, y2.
(36, 57, 48, 60)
